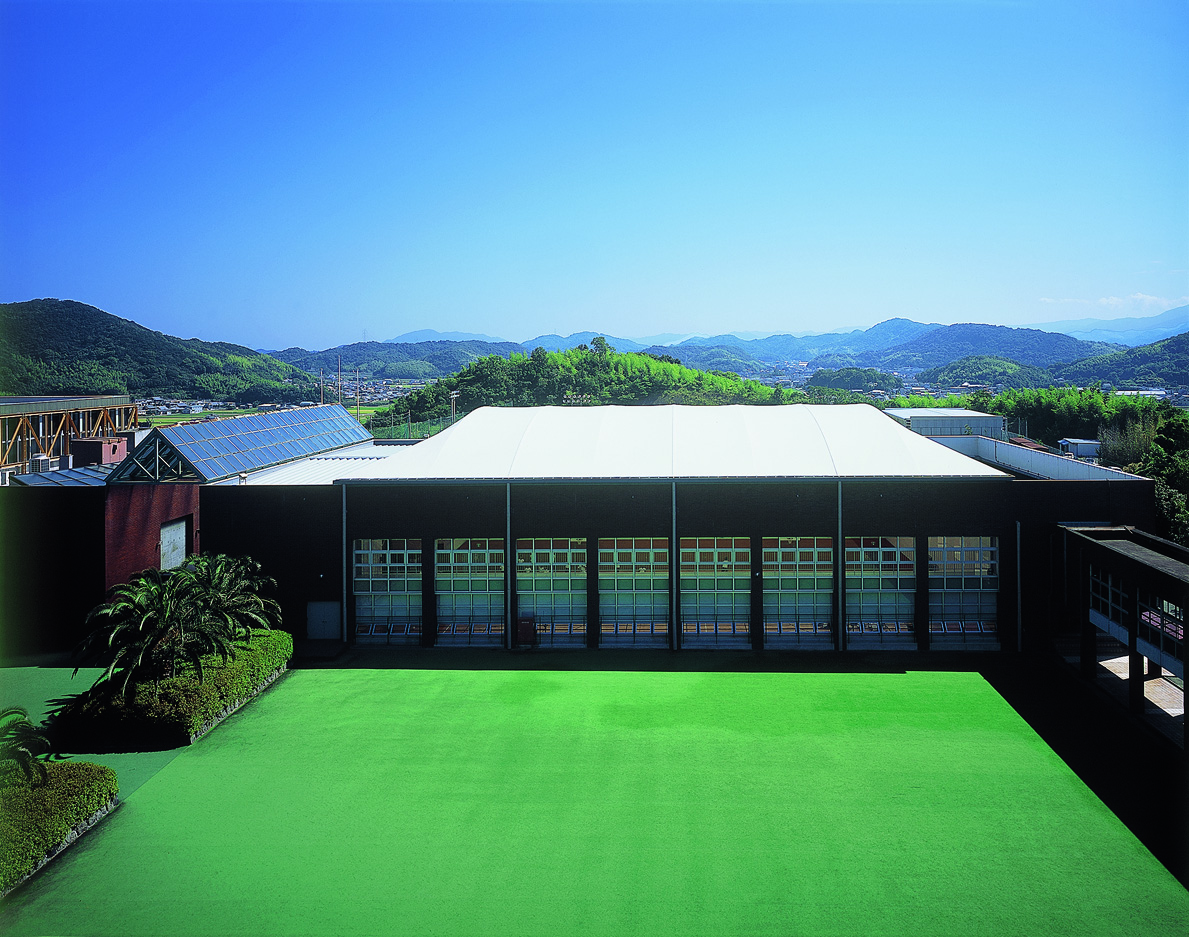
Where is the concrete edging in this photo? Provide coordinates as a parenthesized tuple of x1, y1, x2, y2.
(188, 662, 289, 744)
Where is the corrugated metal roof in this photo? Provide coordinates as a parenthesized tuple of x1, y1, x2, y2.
(233, 441, 386, 485)
(10, 463, 116, 487)
(245, 405, 1008, 485)
(0, 395, 132, 417)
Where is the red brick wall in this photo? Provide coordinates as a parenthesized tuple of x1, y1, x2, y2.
(72, 437, 127, 466)
(104, 484, 201, 589)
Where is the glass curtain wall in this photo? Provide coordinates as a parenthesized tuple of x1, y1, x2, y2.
(598, 538, 670, 647)
(436, 538, 505, 645)
(1138, 590, 1185, 666)
(762, 536, 834, 647)
(845, 536, 916, 643)
(353, 539, 422, 644)
(1089, 563, 1128, 626)
(515, 538, 587, 647)
(927, 536, 999, 642)
(679, 537, 751, 647)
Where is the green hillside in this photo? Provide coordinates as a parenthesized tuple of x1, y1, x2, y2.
(0, 299, 315, 401)
(916, 356, 1054, 389)
(374, 346, 783, 424)
(1052, 332, 1189, 387)
(272, 339, 529, 380)
(640, 343, 768, 374)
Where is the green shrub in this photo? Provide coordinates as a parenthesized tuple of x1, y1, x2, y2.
(0, 760, 119, 893)
(51, 629, 293, 751)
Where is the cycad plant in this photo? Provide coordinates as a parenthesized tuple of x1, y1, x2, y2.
(74, 565, 238, 697)
(184, 554, 281, 643)
(0, 707, 64, 785)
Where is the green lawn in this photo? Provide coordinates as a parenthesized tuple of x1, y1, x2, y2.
(2, 669, 1186, 935)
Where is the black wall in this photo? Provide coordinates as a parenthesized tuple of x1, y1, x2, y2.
(201, 486, 342, 639)
(194, 475, 1156, 653)
(0, 486, 107, 658)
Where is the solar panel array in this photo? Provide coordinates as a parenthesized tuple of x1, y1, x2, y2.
(157, 405, 371, 482)
(11, 463, 116, 487)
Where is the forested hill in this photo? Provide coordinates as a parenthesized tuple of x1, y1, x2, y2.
(813, 323, 1123, 371)
(641, 343, 768, 374)
(0, 299, 314, 400)
(272, 339, 527, 380)
(916, 356, 1054, 389)
(375, 347, 797, 423)
(1051, 332, 1189, 387)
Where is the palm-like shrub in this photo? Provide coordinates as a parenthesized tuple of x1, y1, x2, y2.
(184, 554, 281, 642)
(74, 554, 280, 699)
(0, 707, 63, 785)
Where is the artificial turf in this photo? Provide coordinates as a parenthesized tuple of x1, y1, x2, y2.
(1, 668, 1186, 935)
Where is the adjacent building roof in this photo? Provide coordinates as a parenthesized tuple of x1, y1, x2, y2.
(0, 395, 132, 417)
(245, 404, 1009, 485)
(108, 404, 371, 484)
(884, 408, 999, 420)
(10, 463, 116, 487)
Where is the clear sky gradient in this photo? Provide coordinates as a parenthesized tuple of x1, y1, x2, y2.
(2, 0, 1186, 350)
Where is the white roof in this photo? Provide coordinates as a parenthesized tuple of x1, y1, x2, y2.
(884, 408, 999, 419)
(245, 405, 1006, 484)
(231, 441, 387, 485)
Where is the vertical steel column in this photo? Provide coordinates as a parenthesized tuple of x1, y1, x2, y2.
(587, 528, 600, 649)
(670, 481, 679, 651)
(505, 482, 513, 650)
(914, 533, 930, 651)
(340, 482, 348, 644)
(835, 480, 846, 652)
(1079, 547, 1095, 678)
(421, 529, 437, 648)
(750, 531, 764, 651)
(1063, 528, 1070, 639)
(1016, 521, 1023, 653)
(1128, 581, 1145, 715)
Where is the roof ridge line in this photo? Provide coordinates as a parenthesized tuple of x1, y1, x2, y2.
(802, 406, 839, 477)
(503, 409, 538, 480)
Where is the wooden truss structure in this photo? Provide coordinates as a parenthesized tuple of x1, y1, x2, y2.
(0, 398, 139, 474)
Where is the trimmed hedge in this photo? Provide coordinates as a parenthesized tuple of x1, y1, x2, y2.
(52, 629, 293, 752)
(1, 760, 119, 894)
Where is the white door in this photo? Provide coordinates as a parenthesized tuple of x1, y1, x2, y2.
(160, 518, 187, 569)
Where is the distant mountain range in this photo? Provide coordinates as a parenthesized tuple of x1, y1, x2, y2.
(386, 328, 509, 343)
(1031, 304, 1189, 346)
(391, 307, 1186, 355)
(810, 323, 1122, 372)
(2, 300, 1187, 398)
(520, 332, 649, 354)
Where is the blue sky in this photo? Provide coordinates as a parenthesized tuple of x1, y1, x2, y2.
(1, 0, 1186, 350)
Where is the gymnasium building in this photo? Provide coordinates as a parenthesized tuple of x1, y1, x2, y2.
(189, 403, 1156, 659)
(5, 402, 1180, 686)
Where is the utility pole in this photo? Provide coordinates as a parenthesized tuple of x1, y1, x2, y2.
(337, 355, 342, 406)
(319, 369, 324, 405)
(355, 367, 361, 420)
(450, 390, 460, 423)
